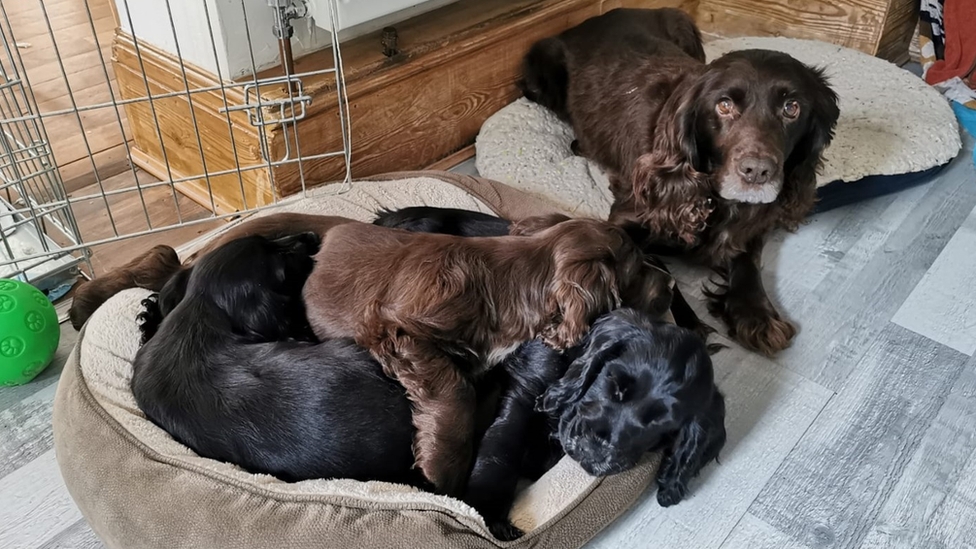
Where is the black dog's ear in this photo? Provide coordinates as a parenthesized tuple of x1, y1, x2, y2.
(537, 316, 629, 413)
(655, 390, 727, 507)
(519, 37, 569, 119)
(271, 231, 321, 256)
(269, 232, 320, 286)
(158, 268, 191, 317)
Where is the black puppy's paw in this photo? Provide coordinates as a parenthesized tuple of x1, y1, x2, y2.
(137, 294, 163, 345)
(656, 479, 689, 507)
(487, 519, 524, 541)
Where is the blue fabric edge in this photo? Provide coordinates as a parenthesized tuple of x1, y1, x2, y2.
(811, 163, 952, 214)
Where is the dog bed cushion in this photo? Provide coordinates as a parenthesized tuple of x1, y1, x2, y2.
(475, 37, 963, 218)
(52, 172, 660, 549)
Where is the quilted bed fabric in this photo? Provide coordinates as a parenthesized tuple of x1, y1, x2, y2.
(52, 172, 661, 549)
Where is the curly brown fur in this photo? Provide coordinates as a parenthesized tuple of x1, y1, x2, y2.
(303, 216, 673, 495)
(522, 9, 839, 354)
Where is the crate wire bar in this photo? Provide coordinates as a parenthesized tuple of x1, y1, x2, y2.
(0, 0, 352, 288)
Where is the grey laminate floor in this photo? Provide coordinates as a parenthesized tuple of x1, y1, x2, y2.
(2, 138, 975, 549)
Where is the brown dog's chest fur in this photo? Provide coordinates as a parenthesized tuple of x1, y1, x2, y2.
(611, 186, 781, 265)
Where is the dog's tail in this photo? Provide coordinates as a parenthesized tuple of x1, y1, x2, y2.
(517, 37, 570, 120)
(68, 245, 182, 331)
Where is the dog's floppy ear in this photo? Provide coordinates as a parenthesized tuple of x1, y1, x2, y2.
(542, 252, 621, 351)
(655, 390, 727, 506)
(631, 75, 713, 246)
(270, 231, 322, 255)
(779, 66, 840, 229)
(269, 232, 320, 285)
(538, 315, 628, 413)
(510, 213, 572, 236)
(158, 267, 191, 316)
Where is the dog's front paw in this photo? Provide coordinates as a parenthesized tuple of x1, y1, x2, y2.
(656, 478, 689, 507)
(727, 305, 796, 356)
(137, 294, 164, 345)
(487, 519, 524, 541)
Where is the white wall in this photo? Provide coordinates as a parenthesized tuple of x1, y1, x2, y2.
(308, 0, 461, 40)
(113, 0, 333, 79)
(114, 0, 460, 80)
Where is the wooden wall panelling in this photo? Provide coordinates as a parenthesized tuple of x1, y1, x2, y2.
(695, 0, 918, 63)
(263, 0, 606, 196)
(112, 0, 695, 213)
(876, 0, 921, 65)
(113, 32, 274, 213)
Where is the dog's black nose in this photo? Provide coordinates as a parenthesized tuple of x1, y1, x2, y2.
(736, 156, 776, 185)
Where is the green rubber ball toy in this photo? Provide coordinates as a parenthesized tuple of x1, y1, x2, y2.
(0, 278, 60, 386)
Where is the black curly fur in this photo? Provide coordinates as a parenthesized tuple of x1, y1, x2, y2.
(137, 294, 163, 345)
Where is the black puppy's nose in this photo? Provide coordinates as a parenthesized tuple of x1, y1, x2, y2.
(736, 156, 776, 185)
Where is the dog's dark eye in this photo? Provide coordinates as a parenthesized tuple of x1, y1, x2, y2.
(640, 402, 667, 425)
(607, 373, 633, 402)
(783, 100, 800, 119)
(716, 98, 735, 116)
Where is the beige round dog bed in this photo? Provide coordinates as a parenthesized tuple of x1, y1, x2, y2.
(53, 172, 661, 549)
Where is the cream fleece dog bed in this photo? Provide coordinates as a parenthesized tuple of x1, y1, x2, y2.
(52, 172, 660, 549)
(476, 37, 963, 218)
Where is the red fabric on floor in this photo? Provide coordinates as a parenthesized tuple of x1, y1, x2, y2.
(925, 0, 976, 86)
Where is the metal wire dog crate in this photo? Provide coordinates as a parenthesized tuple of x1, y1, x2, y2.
(0, 0, 351, 292)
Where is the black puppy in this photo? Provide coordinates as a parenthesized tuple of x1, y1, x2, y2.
(376, 207, 727, 506)
(540, 310, 725, 505)
(132, 233, 423, 488)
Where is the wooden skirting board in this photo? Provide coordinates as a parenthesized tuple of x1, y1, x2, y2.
(113, 0, 914, 214)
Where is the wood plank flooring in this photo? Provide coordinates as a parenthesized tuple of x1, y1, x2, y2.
(4, 0, 229, 278)
(1, 143, 975, 548)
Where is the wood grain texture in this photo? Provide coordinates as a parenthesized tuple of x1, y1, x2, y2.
(892, 206, 976, 356)
(875, 0, 919, 66)
(36, 519, 104, 549)
(748, 323, 969, 548)
(425, 144, 475, 171)
(0, 384, 59, 481)
(719, 513, 809, 549)
(10, 0, 127, 173)
(116, 0, 693, 214)
(857, 361, 976, 549)
(59, 167, 224, 276)
(264, 0, 608, 201)
(0, 450, 84, 549)
(695, 0, 918, 63)
(587, 333, 832, 549)
(769, 151, 976, 390)
(112, 31, 270, 213)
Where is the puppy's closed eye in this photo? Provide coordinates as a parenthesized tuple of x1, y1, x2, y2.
(640, 402, 668, 425)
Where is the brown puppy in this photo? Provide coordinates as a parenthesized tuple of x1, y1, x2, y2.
(520, 8, 840, 355)
(303, 216, 672, 495)
(67, 213, 357, 329)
